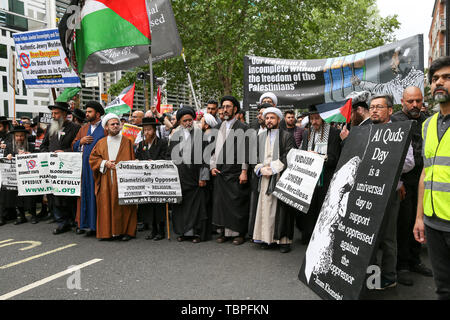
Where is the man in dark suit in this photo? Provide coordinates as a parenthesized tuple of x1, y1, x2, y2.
(40, 102, 81, 235)
(135, 117, 169, 240)
(211, 96, 250, 245)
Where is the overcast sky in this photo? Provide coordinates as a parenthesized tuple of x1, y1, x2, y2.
(376, 0, 435, 67)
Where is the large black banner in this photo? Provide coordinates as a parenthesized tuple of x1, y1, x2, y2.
(148, 0, 183, 63)
(298, 121, 412, 300)
(243, 35, 424, 110)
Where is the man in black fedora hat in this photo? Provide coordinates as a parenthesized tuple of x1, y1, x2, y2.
(40, 101, 81, 235)
(298, 105, 341, 245)
(0, 116, 12, 225)
(72, 108, 86, 126)
(72, 101, 106, 237)
(2, 126, 36, 225)
(135, 117, 169, 241)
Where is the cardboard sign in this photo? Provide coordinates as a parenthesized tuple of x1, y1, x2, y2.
(299, 121, 412, 300)
(122, 123, 142, 140)
(273, 149, 325, 213)
(15, 152, 82, 196)
(12, 28, 81, 88)
(0, 158, 17, 191)
(116, 160, 182, 205)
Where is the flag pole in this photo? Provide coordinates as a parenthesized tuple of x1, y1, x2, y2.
(166, 203, 170, 240)
(182, 49, 200, 111)
(148, 44, 153, 112)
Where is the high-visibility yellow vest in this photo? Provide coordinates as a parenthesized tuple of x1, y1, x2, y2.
(422, 113, 450, 221)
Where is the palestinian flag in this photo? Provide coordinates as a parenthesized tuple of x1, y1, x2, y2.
(59, 0, 151, 74)
(56, 87, 81, 102)
(316, 99, 352, 123)
(105, 83, 135, 116)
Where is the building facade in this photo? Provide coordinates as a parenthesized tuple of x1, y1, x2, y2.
(429, 0, 449, 65)
(1, 0, 195, 120)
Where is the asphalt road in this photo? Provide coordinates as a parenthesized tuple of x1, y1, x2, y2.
(0, 215, 437, 300)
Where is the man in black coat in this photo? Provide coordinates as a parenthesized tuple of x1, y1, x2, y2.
(135, 117, 169, 241)
(40, 102, 81, 234)
(299, 105, 341, 244)
(169, 107, 211, 243)
(2, 126, 36, 224)
(391, 86, 433, 285)
(210, 96, 250, 245)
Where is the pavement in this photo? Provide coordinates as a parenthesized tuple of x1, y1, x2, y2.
(0, 215, 437, 300)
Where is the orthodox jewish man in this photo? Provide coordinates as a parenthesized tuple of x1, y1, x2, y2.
(3, 126, 36, 224)
(89, 113, 137, 241)
(251, 107, 296, 253)
(210, 96, 250, 245)
(299, 105, 341, 244)
(135, 117, 169, 241)
(40, 101, 81, 235)
(72, 101, 106, 236)
(169, 107, 210, 243)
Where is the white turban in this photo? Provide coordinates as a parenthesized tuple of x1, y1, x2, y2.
(263, 107, 283, 120)
(259, 92, 278, 106)
(203, 113, 218, 128)
(101, 113, 120, 128)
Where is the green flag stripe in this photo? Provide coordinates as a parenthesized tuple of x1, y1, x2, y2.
(105, 104, 131, 116)
(75, 7, 150, 73)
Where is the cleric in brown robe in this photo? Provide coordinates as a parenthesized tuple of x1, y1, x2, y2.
(89, 113, 137, 241)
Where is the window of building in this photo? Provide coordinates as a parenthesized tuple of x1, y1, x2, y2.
(3, 100, 8, 117)
(16, 99, 27, 104)
(0, 66, 6, 72)
(22, 80, 26, 95)
(2, 75, 7, 92)
(0, 44, 7, 59)
(1, 30, 6, 37)
(5, 0, 28, 31)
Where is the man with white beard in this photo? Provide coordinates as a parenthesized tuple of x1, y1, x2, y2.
(40, 102, 81, 235)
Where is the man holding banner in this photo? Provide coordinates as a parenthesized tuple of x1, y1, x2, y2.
(3, 126, 35, 224)
(89, 114, 137, 241)
(135, 117, 169, 241)
(299, 105, 341, 244)
(251, 107, 296, 253)
(72, 101, 106, 237)
(40, 102, 81, 235)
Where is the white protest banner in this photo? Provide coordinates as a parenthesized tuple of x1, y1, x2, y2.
(16, 153, 81, 196)
(116, 160, 182, 205)
(0, 158, 17, 191)
(48, 153, 82, 196)
(272, 149, 324, 213)
(12, 28, 81, 89)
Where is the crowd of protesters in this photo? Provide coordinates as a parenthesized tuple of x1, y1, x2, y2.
(0, 57, 449, 299)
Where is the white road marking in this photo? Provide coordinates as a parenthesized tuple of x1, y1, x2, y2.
(0, 239, 14, 244)
(0, 243, 77, 270)
(0, 258, 103, 300)
(0, 240, 42, 251)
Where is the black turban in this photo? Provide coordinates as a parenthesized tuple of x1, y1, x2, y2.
(85, 101, 105, 116)
(176, 106, 196, 122)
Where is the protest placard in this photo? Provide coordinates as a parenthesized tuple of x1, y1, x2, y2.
(12, 28, 81, 89)
(15, 153, 81, 196)
(243, 35, 424, 109)
(298, 121, 412, 300)
(0, 158, 17, 191)
(122, 123, 142, 140)
(272, 149, 324, 213)
(116, 160, 182, 205)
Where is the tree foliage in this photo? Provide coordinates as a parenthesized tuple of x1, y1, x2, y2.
(109, 0, 400, 105)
